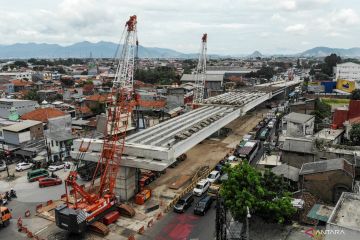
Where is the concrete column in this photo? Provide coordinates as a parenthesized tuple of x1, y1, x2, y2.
(115, 166, 137, 201)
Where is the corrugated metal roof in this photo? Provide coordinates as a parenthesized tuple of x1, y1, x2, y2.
(180, 74, 224, 82)
(2, 120, 42, 132)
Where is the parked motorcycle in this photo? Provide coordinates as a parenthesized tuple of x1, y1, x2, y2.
(0, 196, 7, 205)
(10, 189, 17, 198)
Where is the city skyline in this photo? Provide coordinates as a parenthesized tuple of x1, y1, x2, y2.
(0, 0, 360, 55)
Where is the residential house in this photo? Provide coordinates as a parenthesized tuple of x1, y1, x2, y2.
(1, 120, 44, 146)
(281, 137, 315, 168)
(299, 158, 355, 203)
(0, 99, 39, 119)
(21, 107, 67, 123)
(326, 192, 360, 240)
(46, 131, 75, 162)
(314, 128, 344, 145)
(282, 112, 315, 137)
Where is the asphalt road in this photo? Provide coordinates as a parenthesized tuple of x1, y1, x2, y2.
(139, 195, 216, 240)
(0, 163, 86, 240)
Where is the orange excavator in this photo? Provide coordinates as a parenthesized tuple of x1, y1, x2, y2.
(55, 15, 138, 234)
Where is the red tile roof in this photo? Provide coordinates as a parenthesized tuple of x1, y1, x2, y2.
(84, 94, 111, 102)
(21, 107, 67, 123)
(11, 79, 31, 87)
(349, 116, 360, 125)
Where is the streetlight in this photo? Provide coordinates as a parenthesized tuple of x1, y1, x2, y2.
(246, 206, 251, 240)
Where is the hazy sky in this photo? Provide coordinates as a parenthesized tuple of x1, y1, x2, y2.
(0, 0, 359, 54)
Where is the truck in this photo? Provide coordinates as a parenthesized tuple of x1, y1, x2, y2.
(0, 206, 11, 227)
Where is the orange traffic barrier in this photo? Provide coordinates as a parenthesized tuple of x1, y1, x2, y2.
(156, 212, 163, 220)
(60, 194, 66, 199)
(147, 219, 154, 228)
(27, 231, 33, 238)
(25, 209, 31, 218)
(22, 226, 28, 233)
(36, 204, 43, 212)
(46, 200, 53, 206)
(128, 235, 135, 240)
(138, 226, 145, 234)
(17, 217, 23, 229)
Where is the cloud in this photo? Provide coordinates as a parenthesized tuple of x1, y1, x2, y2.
(285, 24, 306, 33)
(0, 0, 359, 54)
(271, 13, 286, 22)
(332, 8, 360, 25)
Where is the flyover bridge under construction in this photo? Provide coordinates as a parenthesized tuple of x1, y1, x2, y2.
(71, 79, 301, 171)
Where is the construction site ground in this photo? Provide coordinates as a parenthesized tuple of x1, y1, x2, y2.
(16, 108, 268, 240)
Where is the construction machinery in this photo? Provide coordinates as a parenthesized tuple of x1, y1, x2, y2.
(0, 206, 11, 227)
(55, 15, 138, 235)
(193, 33, 208, 104)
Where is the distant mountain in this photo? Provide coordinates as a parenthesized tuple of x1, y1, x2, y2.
(299, 47, 360, 57)
(0, 41, 193, 59)
(247, 51, 263, 58)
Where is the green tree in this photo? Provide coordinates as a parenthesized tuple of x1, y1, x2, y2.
(351, 89, 360, 100)
(24, 90, 40, 102)
(312, 99, 331, 132)
(349, 124, 360, 145)
(220, 162, 296, 224)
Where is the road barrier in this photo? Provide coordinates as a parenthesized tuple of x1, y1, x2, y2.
(46, 200, 53, 206)
(128, 235, 135, 240)
(156, 212, 163, 220)
(24, 209, 31, 218)
(147, 219, 154, 228)
(36, 204, 43, 213)
(60, 194, 66, 199)
(138, 226, 145, 234)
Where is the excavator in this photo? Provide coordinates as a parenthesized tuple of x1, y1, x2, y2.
(55, 15, 138, 235)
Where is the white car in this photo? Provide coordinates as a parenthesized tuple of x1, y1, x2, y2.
(207, 170, 221, 183)
(15, 162, 34, 171)
(226, 155, 236, 163)
(48, 162, 65, 171)
(193, 179, 210, 196)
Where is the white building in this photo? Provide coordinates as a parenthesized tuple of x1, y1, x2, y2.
(335, 62, 360, 88)
(0, 99, 39, 119)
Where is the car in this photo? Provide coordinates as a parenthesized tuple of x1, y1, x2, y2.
(0, 161, 6, 172)
(193, 179, 210, 196)
(15, 162, 34, 171)
(207, 170, 221, 184)
(38, 177, 62, 187)
(173, 192, 194, 213)
(48, 162, 65, 171)
(193, 195, 214, 216)
(226, 155, 236, 163)
(214, 164, 223, 173)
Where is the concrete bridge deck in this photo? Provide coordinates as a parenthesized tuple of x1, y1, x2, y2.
(72, 79, 302, 171)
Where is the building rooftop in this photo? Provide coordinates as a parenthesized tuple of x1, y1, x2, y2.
(21, 107, 67, 123)
(271, 164, 300, 182)
(281, 137, 314, 154)
(307, 204, 334, 223)
(2, 120, 42, 132)
(46, 131, 75, 142)
(314, 128, 344, 141)
(0, 98, 35, 102)
(299, 158, 353, 176)
(180, 74, 224, 82)
(283, 112, 314, 124)
(327, 192, 360, 231)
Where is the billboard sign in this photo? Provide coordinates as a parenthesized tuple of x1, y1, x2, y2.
(336, 79, 355, 93)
